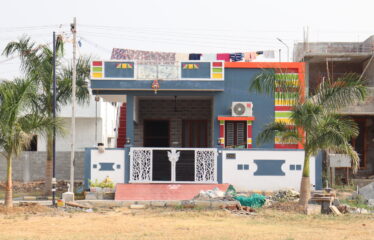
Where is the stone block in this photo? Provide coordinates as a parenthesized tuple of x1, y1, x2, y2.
(359, 182, 374, 201)
(151, 201, 166, 207)
(62, 192, 75, 202)
(368, 199, 374, 206)
(130, 204, 146, 209)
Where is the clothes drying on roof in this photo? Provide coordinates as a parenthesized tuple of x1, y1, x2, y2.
(201, 53, 216, 61)
(230, 53, 244, 62)
(244, 52, 257, 62)
(111, 48, 176, 64)
(175, 52, 189, 62)
(263, 50, 275, 58)
(189, 53, 202, 60)
(217, 53, 230, 62)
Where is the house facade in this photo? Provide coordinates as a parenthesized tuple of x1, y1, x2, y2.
(85, 57, 322, 191)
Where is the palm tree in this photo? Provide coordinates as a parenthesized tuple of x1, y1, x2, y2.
(250, 70, 367, 207)
(2, 36, 90, 195)
(0, 79, 60, 207)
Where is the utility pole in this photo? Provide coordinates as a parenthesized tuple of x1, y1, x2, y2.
(52, 32, 57, 206)
(70, 17, 77, 194)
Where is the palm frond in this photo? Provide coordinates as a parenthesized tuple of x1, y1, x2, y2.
(0, 78, 58, 157)
(256, 121, 299, 146)
(291, 100, 323, 132)
(57, 56, 91, 105)
(315, 72, 367, 111)
(250, 68, 302, 104)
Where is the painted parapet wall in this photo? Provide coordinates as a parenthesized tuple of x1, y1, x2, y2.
(84, 148, 126, 188)
(221, 149, 322, 191)
(84, 147, 322, 191)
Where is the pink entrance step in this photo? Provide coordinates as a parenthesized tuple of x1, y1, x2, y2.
(115, 183, 230, 201)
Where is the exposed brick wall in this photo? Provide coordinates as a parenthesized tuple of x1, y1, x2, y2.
(134, 99, 213, 147)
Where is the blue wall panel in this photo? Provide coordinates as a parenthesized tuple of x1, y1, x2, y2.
(213, 68, 275, 148)
(181, 62, 211, 79)
(104, 61, 135, 78)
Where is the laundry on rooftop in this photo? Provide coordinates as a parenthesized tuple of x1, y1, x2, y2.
(111, 48, 275, 63)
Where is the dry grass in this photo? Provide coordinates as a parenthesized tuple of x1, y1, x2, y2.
(0, 203, 53, 215)
(0, 207, 373, 240)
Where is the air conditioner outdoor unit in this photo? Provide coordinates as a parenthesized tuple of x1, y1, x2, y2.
(231, 102, 253, 117)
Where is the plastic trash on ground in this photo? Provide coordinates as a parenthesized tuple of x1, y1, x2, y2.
(234, 193, 266, 208)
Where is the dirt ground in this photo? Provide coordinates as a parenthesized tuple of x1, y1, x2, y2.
(0, 206, 373, 240)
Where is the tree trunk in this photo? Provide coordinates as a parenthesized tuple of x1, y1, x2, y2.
(299, 153, 311, 207)
(5, 155, 13, 208)
(44, 132, 53, 195)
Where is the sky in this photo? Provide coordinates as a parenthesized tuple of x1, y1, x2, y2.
(0, 0, 374, 80)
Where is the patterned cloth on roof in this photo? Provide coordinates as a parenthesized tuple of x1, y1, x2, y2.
(111, 48, 176, 64)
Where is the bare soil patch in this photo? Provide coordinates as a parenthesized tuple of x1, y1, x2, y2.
(0, 207, 373, 240)
(0, 203, 53, 215)
(267, 201, 306, 213)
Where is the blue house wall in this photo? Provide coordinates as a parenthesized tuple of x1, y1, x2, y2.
(213, 68, 275, 148)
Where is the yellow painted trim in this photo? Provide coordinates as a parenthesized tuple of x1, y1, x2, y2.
(92, 73, 103, 78)
(275, 118, 293, 124)
(275, 99, 296, 106)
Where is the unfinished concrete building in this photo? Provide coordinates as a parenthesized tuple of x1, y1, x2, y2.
(294, 36, 374, 185)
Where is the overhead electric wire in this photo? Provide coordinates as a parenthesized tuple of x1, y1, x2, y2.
(80, 24, 374, 34)
(79, 25, 298, 43)
(79, 31, 281, 51)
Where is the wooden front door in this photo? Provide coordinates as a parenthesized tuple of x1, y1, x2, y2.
(182, 120, 208, 147)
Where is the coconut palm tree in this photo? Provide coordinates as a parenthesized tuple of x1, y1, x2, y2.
(250, 70, 367, 207)
(0, 79, 60, 207)
(2, 36, 90, 194)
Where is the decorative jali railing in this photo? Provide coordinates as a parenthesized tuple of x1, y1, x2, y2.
(129, 147, 217, 183)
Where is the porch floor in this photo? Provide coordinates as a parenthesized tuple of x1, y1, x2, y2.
(115, 183, 230, 201)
